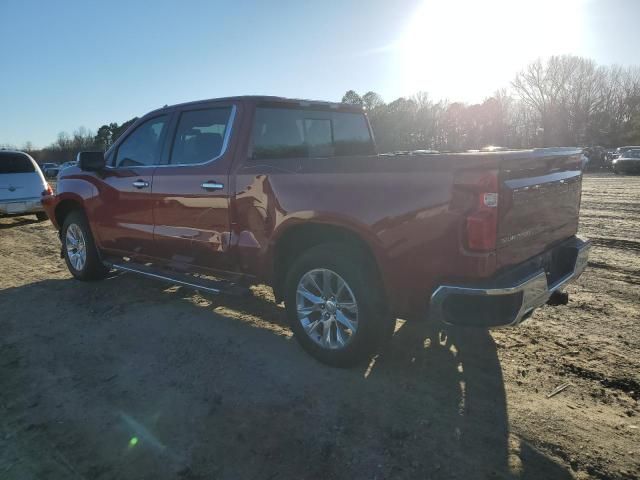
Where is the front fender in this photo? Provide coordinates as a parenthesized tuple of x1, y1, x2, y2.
(48, 178, 98, 230)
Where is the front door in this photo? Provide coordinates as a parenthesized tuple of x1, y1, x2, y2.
(92, 114, 171, 258)
(151, 103, 238, 273)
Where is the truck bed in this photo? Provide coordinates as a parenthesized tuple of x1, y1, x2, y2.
(234, 147, 584, 316)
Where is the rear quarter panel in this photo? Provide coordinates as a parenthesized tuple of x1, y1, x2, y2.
(232, 154, 499, 316)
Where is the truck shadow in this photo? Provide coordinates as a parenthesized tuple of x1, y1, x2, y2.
(361, 321, 572, 479)
(0, 276, 573, 480)
(0, 216, 40, 229)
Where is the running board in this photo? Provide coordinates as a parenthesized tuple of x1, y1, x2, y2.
(104, 261, 249, 296)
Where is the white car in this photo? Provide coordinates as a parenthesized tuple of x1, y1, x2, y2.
(56, 161, 77, 179)
(0, 150, 52, 221)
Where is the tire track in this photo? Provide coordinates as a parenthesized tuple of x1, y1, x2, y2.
(589, 237, 640, 252)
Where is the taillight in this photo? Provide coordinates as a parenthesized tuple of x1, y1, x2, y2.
(42, 183, 53, 196)
(456, 170, 499, 252)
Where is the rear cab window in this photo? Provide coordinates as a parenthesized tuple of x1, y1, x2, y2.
(0, 153, 36, 174)
(251, 107, 374, 160)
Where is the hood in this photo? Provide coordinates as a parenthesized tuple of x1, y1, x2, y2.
(58, 165, 82, 179)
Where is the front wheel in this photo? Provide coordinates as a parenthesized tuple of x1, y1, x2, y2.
(284, 243, 394, 367)
(61, 210, 109, 281)
(35, 212, 48, 222)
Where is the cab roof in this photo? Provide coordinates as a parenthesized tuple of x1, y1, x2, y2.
(148, 96, 365, 115)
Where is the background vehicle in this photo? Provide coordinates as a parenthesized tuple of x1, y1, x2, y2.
(55, 161, 77, 179)
(581, 153, 590, 169)
(40, 162, 58, 177)
(612, 146, 640, 160)
(44, 164, 61, 178)
(612, 148, 640, 174)
(0, 151, 52, 221)
(42, 96, 590, 366)
(582, 146, 607, 170)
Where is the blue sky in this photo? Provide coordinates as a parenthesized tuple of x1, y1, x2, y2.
(1, 0, 640, 148)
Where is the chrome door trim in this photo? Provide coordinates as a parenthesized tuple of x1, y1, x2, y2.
(132, 180, 150, 189)
(201, 181, 225, 191)
(104, 105, 237, 171)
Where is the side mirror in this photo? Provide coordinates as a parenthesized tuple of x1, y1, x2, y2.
(77, 151, 105, 171)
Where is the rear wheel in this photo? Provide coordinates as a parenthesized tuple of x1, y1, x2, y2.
(35, 212, 48, 222)
(284, 243, 394, 367)
(61, 210, 109, 281)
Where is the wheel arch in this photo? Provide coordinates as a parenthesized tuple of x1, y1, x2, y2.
(271, 221, 387, 305)
(54, 197, 85, 232)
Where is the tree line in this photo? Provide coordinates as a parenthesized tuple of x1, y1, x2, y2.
(2, 118, 138, 164)
(5, 55, 639, 162)
(343, 55, 640, 153)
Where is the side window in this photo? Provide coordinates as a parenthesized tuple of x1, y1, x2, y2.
(251, 107, 374, 159)
(333, 113, 375, 156)
(170, 107, 232, 165)
(251, 108, 306, 159)
(114, 115, 168, 168)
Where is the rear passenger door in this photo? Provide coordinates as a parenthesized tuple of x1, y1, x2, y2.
(232, 105, 377, 276)
(151, 102, 238, 273)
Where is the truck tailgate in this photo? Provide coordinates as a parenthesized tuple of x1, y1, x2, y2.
(496, 149, 583, 269)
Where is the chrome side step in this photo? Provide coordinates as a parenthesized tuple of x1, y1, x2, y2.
(105, 261, 249, 296)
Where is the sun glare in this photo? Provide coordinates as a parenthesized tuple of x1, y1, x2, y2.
(398, 0, 586, 101)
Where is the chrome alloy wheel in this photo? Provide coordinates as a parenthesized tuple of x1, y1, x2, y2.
(296, 268, 359, 349)
(65, 223, 87, 271)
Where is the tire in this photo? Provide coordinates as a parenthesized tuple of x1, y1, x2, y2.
(283, 243, 394, 367)
(61, 210, 109, 281)
(35, 212, 48, 222)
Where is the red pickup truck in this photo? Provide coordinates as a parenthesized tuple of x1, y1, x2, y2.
(42, 96, 590, 366)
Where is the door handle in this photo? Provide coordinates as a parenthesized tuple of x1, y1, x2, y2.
(201, 181, 224, 191)
(132, 180, 150, 189)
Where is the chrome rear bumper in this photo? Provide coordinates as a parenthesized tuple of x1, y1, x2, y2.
(430, 237, 591, 327)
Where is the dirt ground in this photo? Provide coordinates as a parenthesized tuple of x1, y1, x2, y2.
(1, 172, 638, 480)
